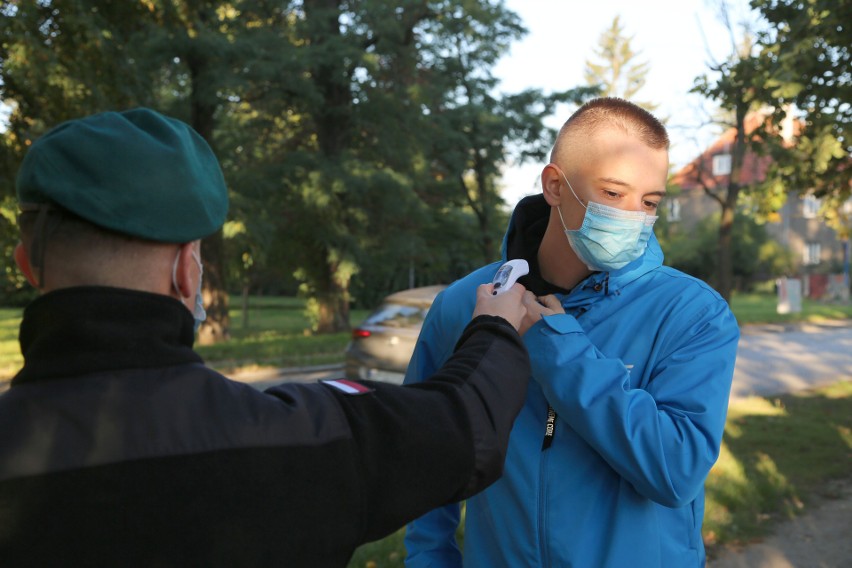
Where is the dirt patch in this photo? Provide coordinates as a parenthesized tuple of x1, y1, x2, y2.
(707, 478, 852, 568)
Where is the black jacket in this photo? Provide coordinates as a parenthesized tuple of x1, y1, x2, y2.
(0, 287, 530, 567)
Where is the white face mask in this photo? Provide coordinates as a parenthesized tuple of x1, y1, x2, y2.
(172, 249, 206, 331)
(556, 169, 657, 272)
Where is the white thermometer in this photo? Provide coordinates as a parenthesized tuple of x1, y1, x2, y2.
(491, 259, 529, 295)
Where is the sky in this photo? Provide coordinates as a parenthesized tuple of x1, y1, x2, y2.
(493, 0, 756, 205)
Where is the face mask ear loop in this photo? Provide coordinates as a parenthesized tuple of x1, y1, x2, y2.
(556, 205, 571, 232)
(556, 168, 586, 210)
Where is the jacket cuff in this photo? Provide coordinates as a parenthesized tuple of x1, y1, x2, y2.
(453, 315, 518, 351)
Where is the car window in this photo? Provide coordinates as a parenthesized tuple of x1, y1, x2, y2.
(363, 303, 428, 328)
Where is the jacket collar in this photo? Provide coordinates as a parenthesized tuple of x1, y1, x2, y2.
(13, 286, 202, 385)
(501, 194, 663, 301)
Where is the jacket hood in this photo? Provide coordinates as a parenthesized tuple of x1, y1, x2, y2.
(500, 194, 664, 297)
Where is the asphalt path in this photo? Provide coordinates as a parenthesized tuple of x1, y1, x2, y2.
(730, 319, 852, 401)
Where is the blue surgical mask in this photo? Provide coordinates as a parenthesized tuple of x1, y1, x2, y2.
(556, 170, 657, 272)
(172, 249, 207, 332)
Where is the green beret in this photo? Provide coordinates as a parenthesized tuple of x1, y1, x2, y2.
(16, 108, 228, 242)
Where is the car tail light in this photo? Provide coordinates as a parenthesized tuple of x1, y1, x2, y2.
(352, 328, 371, 339)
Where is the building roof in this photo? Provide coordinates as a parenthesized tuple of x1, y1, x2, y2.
(670, 111, 793, 191)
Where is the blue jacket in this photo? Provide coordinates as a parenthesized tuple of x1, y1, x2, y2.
(404, 196, 740, 567)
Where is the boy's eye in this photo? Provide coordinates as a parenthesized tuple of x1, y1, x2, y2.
(644, 201, 660, 210)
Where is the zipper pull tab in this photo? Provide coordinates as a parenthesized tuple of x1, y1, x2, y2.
(542, 405, 557, 450)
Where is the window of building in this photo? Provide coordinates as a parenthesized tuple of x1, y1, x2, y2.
(666, 198, 681, 222)
(712, 154, 732, 176)
(803, 242, 821, 265)
(802, 195, 821, 219)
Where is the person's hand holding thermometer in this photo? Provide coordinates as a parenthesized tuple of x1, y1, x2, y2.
(491, 259, 529, 295)
(471, 260, 529, 333)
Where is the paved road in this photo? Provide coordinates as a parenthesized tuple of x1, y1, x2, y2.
(229, 320, 852, 401)
(731, 319, 852, 401)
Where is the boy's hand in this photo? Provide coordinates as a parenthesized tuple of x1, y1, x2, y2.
(519, 293, 564, 335)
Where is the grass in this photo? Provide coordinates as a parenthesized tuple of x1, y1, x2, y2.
(2, 291, 850, 381)
(195, 296, 369, 374)
(346, 381, 852, 567)
(729, 292, 852, 325)
(702, 381, 852, 553)
(0, 296, 369, 381)
(0, 307, 21, 380)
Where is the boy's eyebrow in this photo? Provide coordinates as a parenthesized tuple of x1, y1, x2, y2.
(597, 177, 667, 197)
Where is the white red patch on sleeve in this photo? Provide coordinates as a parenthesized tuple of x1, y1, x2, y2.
(321, 379, 375, 395)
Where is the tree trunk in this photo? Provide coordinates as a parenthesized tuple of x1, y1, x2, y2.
(242, 283, 250, 330)
(315, 260, 351, 333)
(717, 106, 749, 303)
(198, 229, 230, 345)
(717, 203, 735, 302)
(303, 0, 353, 333)
(187, 45, 230, 344)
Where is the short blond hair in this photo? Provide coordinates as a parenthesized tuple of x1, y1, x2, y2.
(550, 97, 669, 165)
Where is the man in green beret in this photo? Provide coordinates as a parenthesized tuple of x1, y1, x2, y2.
(0, 108, 536, 566)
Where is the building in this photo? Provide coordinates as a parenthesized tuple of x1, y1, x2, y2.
(669, 112, 850, 299)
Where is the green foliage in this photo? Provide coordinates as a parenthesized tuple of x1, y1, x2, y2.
(0, 195, 34, 306)
(750, 0, 851, 223)
(1, 0, 581, 333)
(660, 212, 794, 290)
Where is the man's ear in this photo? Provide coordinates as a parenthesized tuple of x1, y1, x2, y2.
(172, 242, 199, 299)
(14, 243, 39, 288)
(541, 163, 564, 207)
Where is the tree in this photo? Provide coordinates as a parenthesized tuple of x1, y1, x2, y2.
(413, 3, 595, 262)
(690, 4, 776, 302)
(691, 0, 851, 301)
(660, 210, 794, 290)
(750, 0, 851, 236)
(584, 15, 656, 111)
(1, 0, 593, 337)
(233, 0, 592, 331)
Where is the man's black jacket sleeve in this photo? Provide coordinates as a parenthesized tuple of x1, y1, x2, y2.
(312, 315, 529, 543)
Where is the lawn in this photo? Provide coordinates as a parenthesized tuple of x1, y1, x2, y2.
(2, 291, 851, 381)
(0, 296, 370, 381)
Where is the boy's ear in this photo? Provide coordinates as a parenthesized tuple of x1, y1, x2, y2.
(541, 163, 564, 207)
(14, 243, 39, 288)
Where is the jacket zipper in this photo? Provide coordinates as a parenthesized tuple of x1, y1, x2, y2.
(538, 447, 551, 567)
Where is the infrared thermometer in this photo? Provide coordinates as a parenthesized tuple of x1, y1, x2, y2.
(491, 259, 529, 295)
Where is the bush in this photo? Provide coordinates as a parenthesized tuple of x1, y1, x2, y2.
(659, 212, 794, 291)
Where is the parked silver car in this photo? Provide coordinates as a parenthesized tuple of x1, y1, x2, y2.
(344, 285, 446, 384)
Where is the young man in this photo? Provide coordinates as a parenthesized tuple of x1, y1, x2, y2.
(404, 97, 740, 567)
(0, 108, 534, 567)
